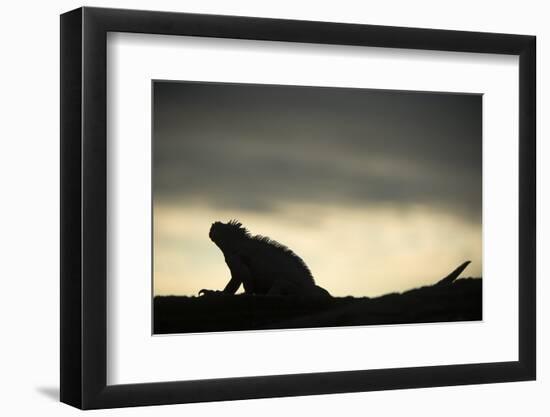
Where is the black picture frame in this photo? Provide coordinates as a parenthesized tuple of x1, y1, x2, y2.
(60, 6, 536, 410)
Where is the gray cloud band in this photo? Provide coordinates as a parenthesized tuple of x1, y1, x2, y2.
(153, 81, 481, 222)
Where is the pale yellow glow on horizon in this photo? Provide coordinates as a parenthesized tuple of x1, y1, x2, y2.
(153, 201, 482, 298)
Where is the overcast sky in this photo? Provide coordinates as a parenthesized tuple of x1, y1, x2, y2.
(153, 81, 482, 297)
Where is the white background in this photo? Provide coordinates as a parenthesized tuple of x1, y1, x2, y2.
(108, 33, 519, 384)
(0, 0, 546, 416)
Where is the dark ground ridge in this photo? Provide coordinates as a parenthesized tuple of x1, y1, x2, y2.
(154, 277, 482, 334)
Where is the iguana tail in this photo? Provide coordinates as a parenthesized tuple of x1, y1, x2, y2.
(314, 285, 332, 298)
(435, 261, 471, 287)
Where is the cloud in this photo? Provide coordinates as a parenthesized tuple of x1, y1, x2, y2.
(153, 81, 482, 223)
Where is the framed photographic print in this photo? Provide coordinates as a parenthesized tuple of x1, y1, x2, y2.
(60, 6, 536, 409)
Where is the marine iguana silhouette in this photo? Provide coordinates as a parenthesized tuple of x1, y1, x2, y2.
(199, 220, 331, 297)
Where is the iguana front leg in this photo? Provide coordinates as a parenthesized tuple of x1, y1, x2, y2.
(199, 254, 251, 296)
(199, 276, 240, 297)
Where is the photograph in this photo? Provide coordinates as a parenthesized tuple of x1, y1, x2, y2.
(152, 80, 483, 334)
(56, 5, 537, 410)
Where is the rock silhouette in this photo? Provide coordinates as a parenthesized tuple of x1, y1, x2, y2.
(154, 277, 482, 334)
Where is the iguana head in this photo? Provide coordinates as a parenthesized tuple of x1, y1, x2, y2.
(209, 220, 250, 248)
